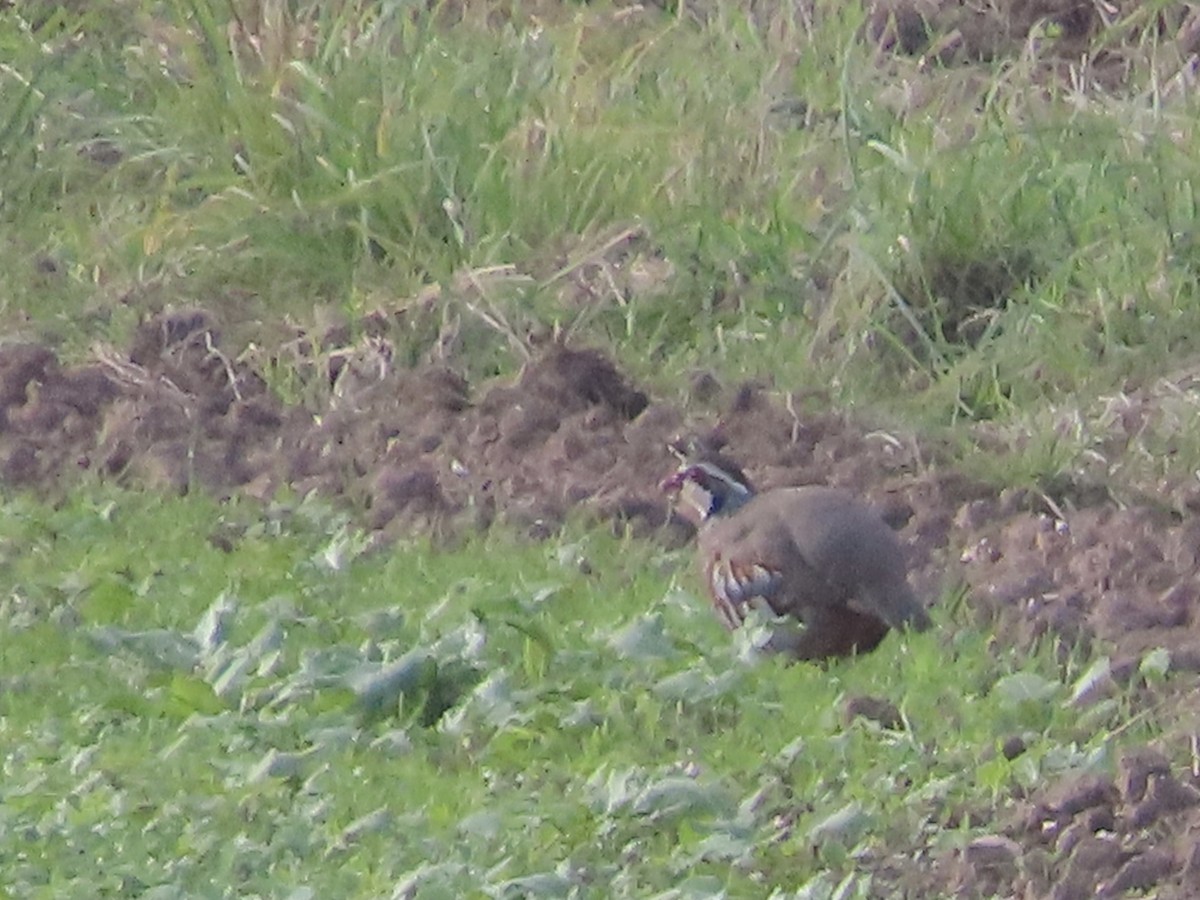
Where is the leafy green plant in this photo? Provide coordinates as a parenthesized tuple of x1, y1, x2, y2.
(0, 488, 1165, 897)
(1, 2, 1200, 893)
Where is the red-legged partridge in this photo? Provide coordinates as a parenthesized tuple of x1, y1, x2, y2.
(662, 459, 931, 661)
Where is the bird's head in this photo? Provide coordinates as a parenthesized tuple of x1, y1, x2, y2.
(660, 460, 755, 524)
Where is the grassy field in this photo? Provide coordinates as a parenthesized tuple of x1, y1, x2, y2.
(2, 0, 1199, 896)
(0, 488, 1145, 898)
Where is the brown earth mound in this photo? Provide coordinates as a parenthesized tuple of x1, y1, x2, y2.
(910, 748, 1200, 899)
(2, 308, 1200, 895)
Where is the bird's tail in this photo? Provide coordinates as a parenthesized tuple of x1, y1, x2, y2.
(860, 581, 932, 633)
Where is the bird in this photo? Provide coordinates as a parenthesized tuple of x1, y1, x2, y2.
(661, 457, 931, 661)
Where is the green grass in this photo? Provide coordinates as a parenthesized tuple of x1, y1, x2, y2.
(3, 0, 1200, 480)
(2, 0, 1200, 894)
(0, 488, 1169, 898)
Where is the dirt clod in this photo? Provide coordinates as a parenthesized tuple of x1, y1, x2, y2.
(842, 695, 904, 730)
(1121, 747, 1172, 804)
(965, 834, 1022, 872)
(1001, 735, 1027, 760)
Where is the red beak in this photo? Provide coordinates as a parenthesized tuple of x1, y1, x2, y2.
(660, 469, 689, 493)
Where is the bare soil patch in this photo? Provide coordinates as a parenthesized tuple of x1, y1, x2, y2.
(3, 308, 1199, 895)
(897, 748, 1200, 898)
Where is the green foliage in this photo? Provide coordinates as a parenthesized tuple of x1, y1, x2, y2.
(0, 2, 1198, 891)
(1, 0, 1199, 466)
(0, 489, 1165, 897)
